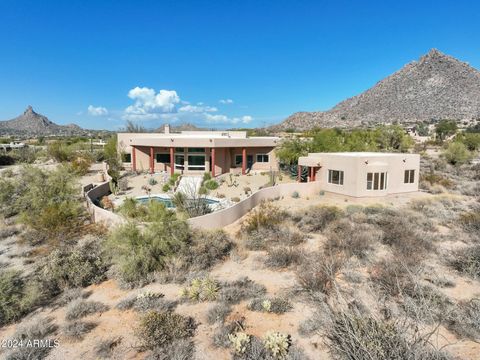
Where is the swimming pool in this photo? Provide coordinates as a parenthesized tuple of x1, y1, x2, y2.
(135, 195, 220, 209)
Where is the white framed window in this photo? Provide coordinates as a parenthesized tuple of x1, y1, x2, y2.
(122, 153, 131, 163)
(367, 172, 387, 190)
(328, 170, 344, 185)
(404, 169, 415, 183)
(256, 154, 269, 163)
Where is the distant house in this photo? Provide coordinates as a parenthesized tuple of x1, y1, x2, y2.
(298, 152, 420, 197)
(117, 125, 280, 176)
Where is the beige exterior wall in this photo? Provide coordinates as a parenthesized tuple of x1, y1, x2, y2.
(299, 153, 420, 197)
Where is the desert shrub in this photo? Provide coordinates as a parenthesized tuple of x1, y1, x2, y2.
(217, 277, 267, 305)
(65, 299, 109, 320)
(245, 227, 306, 251)
(0, 226, 20, 239)
(105, 210, 189, 285)
(172, 190, 212, 217)
(148, 177, 158, 186)
(402, 284, 453, 324)
(6, 316, 58, 360)
(450, 245, 480, 279)
(117, 197, 147, 219)
(446, 298, 480, 340)
(40, 237, 108, 292)
(0, 270, 43, 326)
(370, 258, 416, 297)
(296, 252, 346, 296)
(70, 154, 93, 175)
(57, 288, 91, 306)
(213, 317, 246, 348)
(232, 196, 241, 202)
(458, 211, 480, 232)
(133, 291, 177, 313)
(204, 179, 219, 190)
(116, 294, 138, 310)
(2, 165, 85, 239)
(135, 311, 196, 350)
(181, 277, 219, 302)
(326, 310, 451, 360)
(183, 230, 234, 271)
(207, 303, 233, 324)
(240, 201, 288, 233)
(94, 337, 122, 358)
(247, 297, 293, 314)
(324, 219, 381, 259)
(370, 208, 434, 264)
(62, 320, 97, 340)
(264, 247, 303, 269)
(146, 339, 195, 360)
(162, 183, 171, 192)
(421, 173, 455, 189)
(443, 142, 472, 165)
(291, 191, 300, 198)
(294, 205, 344, 232)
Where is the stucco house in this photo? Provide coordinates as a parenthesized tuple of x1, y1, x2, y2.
(117, 125, 280, 176)
(298, 152, 420, 197)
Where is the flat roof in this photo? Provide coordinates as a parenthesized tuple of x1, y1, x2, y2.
(307, 152, 417, 157)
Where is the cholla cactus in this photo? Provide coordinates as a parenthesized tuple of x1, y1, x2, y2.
(262, 299, 272, 312)
(264, 331, 290, 358)
(180, 277, 219, 302)
(228, 332, 250, 354)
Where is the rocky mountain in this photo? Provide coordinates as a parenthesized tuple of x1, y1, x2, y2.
(273, 49, 480, 131)
(0, 106, 87, 136)
(155, 123, 206, 132)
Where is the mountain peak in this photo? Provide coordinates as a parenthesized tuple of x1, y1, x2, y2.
(273, 50, 480, 131)
(24, 105, 35, 115)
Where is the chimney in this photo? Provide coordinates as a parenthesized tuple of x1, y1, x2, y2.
(164, 124, 170, 134)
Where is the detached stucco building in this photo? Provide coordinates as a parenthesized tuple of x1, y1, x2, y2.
(298, 152, 420, 197)
(117, 126, 279, 176)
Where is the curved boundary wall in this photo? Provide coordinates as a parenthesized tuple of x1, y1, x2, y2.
(187, 181, 323, 230)
(84, 178, 323, 230)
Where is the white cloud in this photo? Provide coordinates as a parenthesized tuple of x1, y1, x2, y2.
(87, 105, 108, 116)
(179, 104, 218, 113)
(219, 99, 234, 104)
(124, 87, 180, 120)
(205, 114, 253, 124)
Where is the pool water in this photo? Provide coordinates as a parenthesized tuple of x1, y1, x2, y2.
(136, 195, 219, 209)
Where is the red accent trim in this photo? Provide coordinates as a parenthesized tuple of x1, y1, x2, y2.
(132, 146, 136, 172)
(211, 148, 216, 177)
(298, 165, 301, 182)
(242, 148, 246, 175)
(311, 167, 315, 181)
(170, 147, 174, 176)
(150, 147, 154, 174)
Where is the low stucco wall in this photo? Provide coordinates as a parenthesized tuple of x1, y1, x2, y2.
(84, 176, 323, 230)
(84, 181, 126, 227)
(187, 181, 323, 230)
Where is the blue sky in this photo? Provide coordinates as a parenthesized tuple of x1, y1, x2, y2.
(0, 0, 479, 130)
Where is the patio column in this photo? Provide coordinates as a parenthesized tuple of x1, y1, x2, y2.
(297, 165, 301, 182)
(311, 167, 316, 181)
(150, 147, 154, 174)
(211, 147, 216, 177)
(242, 147, 246, 175)
(132, 146, 137, 172)
(170, 147, 174, 176)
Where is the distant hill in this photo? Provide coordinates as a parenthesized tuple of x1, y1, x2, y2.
(155, 123, 206, 133)
(0, 106, 89, 136)
(272, 49, 480, 131)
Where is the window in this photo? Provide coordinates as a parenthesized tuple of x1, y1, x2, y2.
(188, 155, 205, 170)
(175, 148, 185, 153)
(256, 154, 269, 163)
(328, 170, 344, 185)
(367, 172, 387, 190)
(155, 153, 170, 163)
(122, 153, 131, 163)
(404, 169, 415, 184)
(187, 147, 205, 153)
(175, 154, 184, 169)
(235, 154, 243, 167)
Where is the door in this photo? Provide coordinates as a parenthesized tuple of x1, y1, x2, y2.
(247, 155, 253, 170)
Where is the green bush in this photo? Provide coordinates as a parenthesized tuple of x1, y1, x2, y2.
(294, 205, 343, 232)
(135, 311, 196, 350)
(105, 212, 190, 286)
(204, 179, 219, 190)
(240, 201, 288, 233)
(443, 142, 472, 165)
(162, 183, 171, 192)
